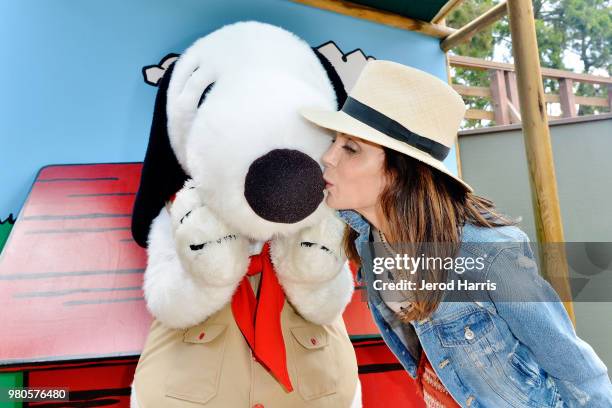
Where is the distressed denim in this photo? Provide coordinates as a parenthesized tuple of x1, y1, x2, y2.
(338, 210, 612, 408)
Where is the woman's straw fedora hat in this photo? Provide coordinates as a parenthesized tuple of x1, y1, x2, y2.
(301, 60, 473, 192)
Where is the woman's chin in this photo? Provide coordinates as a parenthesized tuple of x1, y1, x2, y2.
(324, 194, 340, 210)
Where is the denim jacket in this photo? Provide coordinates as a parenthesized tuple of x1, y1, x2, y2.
(338, 210, 612, 408)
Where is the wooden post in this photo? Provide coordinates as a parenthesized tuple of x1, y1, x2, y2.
(505, 71, 522, 123)
(507, 0, 575, 322)
(559, 78, 577, 117)
(441, 17, 464, 179)
(490, 69, 510, 125)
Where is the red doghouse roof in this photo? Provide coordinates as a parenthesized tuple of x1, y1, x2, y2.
(0, 163, 379, 364)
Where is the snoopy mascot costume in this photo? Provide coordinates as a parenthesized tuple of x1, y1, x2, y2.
(129, 22, 361, 408)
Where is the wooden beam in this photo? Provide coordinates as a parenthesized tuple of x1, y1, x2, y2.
(508, 101, 522, 123)
(573, 96, 609, 107)
(465, 109, 495, 120)
(452, 84, 492, 97)
(543, 92, 608, 110)
(490, 69, 510, 125)
(449, 55, 612, 85)
(431, 0, 464, 24)
(452, 78, 609, 109)
(440, 1, 508, 52)
(507, 0, 575, 323)
(545, 94, 561, 103)
(459, 112, 612, 136)
(450, 55, 519, 71)
(559, 78, 577, 117)
(574, 96, 609, 106)
(463, 109, 568, 122)
(289, 0, 455, 38)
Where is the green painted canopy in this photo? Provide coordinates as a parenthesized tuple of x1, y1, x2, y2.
(350, 0, 450, 21)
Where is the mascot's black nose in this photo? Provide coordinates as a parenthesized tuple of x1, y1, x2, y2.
(245, 149, 325, 224)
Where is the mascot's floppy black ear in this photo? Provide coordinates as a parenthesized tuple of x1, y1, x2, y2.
(132, 62, 188, 248)
(312, 47, 348, 109)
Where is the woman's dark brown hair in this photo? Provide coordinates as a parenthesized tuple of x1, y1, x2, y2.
(344, 147, 517, 322)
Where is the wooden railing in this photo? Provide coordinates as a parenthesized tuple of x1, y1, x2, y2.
(449, 55, 612, 125)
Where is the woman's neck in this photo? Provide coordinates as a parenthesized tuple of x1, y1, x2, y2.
(356, 205, 391, 239)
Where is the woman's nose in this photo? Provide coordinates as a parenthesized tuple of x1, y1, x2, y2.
(321, 143, 339, 168)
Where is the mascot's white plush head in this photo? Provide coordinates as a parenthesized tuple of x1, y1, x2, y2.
(132, 21, 347, 246)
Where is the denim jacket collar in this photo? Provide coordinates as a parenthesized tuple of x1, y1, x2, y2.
(337, 209, 370, 237)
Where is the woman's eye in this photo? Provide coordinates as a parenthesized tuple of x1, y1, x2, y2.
(343, 145, 357, 153)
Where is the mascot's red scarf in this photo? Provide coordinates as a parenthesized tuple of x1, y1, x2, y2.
(231, 242, 293, 392)
(170, 192, 292, 392)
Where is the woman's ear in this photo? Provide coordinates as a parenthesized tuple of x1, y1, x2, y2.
(132, 61, 189, 248)
(312, 47, 348, 109)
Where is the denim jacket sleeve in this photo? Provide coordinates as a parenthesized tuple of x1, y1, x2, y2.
(486, 236, 612, 407)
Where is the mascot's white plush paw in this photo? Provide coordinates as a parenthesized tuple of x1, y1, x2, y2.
(271, 211, 346, 284)
(171, 181, 249, 287)
(270, 211, 353, 325)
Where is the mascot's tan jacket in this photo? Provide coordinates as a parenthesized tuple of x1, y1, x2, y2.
(129, 22, 361, 408)
(134, 281, 357, 407)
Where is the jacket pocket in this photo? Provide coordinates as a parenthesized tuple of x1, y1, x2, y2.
(509, 346, 543, 388)
(503, 343, 563, 407)
(289, 326, 338, 401)
(435, 308, 494, 347)
(164, 323, 228, 404)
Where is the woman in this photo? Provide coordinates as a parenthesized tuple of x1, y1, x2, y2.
(300, 60, 612, 407)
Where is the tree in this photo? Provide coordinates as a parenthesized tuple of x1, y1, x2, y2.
(562, 0, 612, 113)
(447, 0, 611, 125)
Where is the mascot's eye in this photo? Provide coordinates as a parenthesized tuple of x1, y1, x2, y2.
(198, 82, 215, 108)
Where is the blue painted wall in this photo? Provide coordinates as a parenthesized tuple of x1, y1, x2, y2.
(0, 0, 452, 218)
